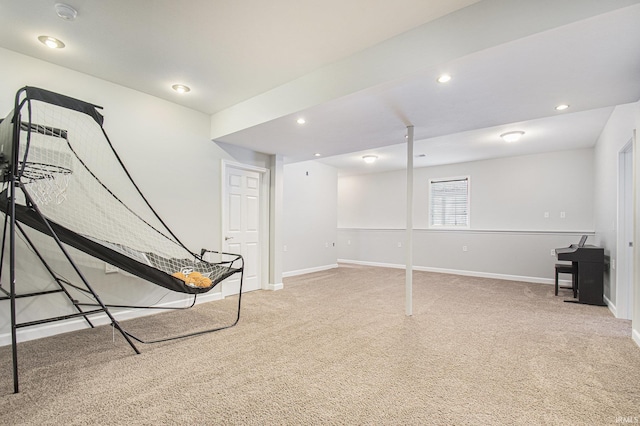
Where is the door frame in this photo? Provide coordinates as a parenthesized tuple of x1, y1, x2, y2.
(617, 139, 634, 319)
(221, 160, 270, 292)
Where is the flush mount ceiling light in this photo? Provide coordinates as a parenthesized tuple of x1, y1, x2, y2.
(55, 3, 77, 20)
(555, 104, 570, 111)
(362, 155, 378, 164)
(314, 153, 321, 157)
(500, 131, 525, 143)
(38, 35, 65, 49)
(171, 84, 191, 94)
(437, 74, 452, 83)
(296, 118, 306, 125)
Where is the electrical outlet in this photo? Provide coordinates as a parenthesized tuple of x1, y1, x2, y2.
(105, 263, 118, 274)
(550, 249, 555, 256)
(397, 242, 402, 248)
(560, 211, 566, 219)
(283, 245, 287, 252)
(462, 245, 468, 252)
(544, 212, 549, 218)
(325, 242, 329, 248)
(612, 259, 616, 270)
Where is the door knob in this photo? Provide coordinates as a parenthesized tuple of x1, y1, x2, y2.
(225, 236, 234, 241)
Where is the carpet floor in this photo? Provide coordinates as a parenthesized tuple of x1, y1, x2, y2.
(0, 264, 639, 425)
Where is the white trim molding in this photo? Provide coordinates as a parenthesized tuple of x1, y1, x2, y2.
(338, 227, 596, 236)
(267, 282, 284, 291)
(337, 259, 555, 285)
(0, 293, 224, 347)
(603, 294, 618, 318)
(283, 264, 339, 278)
(633, 328, 640, 348)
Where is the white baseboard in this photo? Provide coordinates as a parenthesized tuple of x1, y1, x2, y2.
(267, 282, 284, 291)
(337, 259, 555, 285)
(0, 291, 224, 347)
(283, 264, 339, 278)
(633, 328, 640, 348)
(194, 291, 224, 304)
(0, 318, 88, 347)
(338, 259, 405, 270)
(603, 294, 618, 318)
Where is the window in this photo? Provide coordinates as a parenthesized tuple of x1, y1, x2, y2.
(429, 176, 470, 228)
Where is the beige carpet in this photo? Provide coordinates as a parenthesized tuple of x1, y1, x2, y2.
(1, 264, 639, 425)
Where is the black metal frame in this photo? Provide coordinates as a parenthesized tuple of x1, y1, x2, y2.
(0, 87, 245, 393)
(72, 251, 244, 344)
(0, 88, 141, 393)
(118, 250, 244, 344)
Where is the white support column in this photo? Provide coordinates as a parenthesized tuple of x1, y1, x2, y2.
(269, 154, 284, 291)
(406, 126, 414, 316)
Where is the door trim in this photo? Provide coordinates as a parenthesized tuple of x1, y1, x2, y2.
(617, 139, 634, 319)
(221, 160, 270, 292)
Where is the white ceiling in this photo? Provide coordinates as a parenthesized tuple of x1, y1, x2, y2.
(0, 0, 479, 114)
(1, 0, 639, 174)
(321, 107, 616, 176)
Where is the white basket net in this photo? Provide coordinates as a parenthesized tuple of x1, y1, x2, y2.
(1, 92, 234, 289)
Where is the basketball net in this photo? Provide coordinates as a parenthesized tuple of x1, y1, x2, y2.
(20, 162, 72, 206)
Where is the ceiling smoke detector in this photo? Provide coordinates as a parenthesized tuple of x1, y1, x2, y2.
(55, 3, 77, 21)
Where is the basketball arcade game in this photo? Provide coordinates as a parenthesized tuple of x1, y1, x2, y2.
(0, 87, 244, 393)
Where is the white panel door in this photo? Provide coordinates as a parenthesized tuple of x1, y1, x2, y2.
(223, 166, 261, 295)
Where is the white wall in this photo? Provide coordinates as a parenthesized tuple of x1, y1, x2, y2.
(338, 149, 595, 282)
(593, 100, 640, 345)
(0, 47, 270, 345)
(283, 160, 338, 275)
(340, 149, 594, 231)
(593, 102, 637, 307)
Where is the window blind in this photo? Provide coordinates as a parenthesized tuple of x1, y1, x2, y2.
(429, 177, 469, 227)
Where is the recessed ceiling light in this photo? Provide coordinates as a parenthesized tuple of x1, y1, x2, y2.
(362, 155, 378, 164)
(297, 118, 306, 125)
(437, 74, 452, 83)
(38, 35, 65, 49)
(500, 131, 525, 143)
(171, 84, 191, 94)
(555, 104, 570, 111)
(314, 153, 321, 157)
(55, 3, 77, 20)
